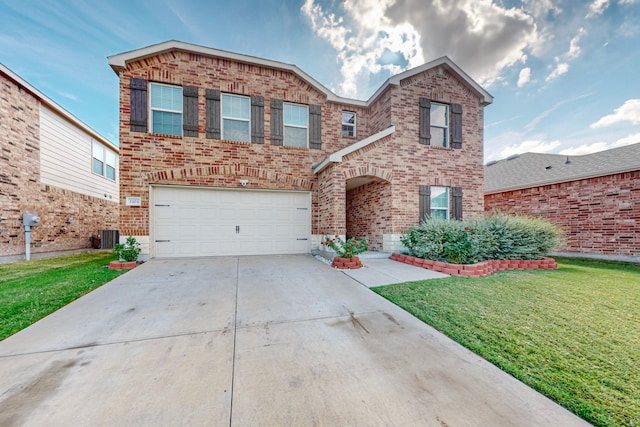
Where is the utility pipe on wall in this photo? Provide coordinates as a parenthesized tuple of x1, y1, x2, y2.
(22, 213, 41, 261)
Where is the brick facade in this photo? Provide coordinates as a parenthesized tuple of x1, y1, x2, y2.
(484, 171, 640, 259)
(111, 42, 490, 255)
(0, 69, 118, 261)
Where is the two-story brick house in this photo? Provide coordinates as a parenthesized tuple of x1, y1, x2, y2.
(108, 40, 492, 258)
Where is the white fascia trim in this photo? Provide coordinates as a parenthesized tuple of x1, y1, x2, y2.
(0, 63, 118, 151)
(366, 56, 493, 106)
(313, 126, 396, 174)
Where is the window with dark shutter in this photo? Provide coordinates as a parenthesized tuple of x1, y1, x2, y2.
(309, 104, 322, 149)
(183, 86, 199, 137)
(451, 103, 463, 149)
(251, 95, 265, 144)
(270, 99, 283, 146)
(419, 97, 431, 145)
(452, 187, 463, 220)
(205, 89, 221, 139)
(130, 78, 147, 133)
(419, 185, 431, 223)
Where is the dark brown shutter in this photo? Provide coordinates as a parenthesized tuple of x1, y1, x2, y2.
(419, 185, 431, 223)
(451, 103, 462, 149)
(183, 86, 198, 137)
(309, 104, 322, 149)
(452, 187, 463, 220)
(251, 95, 265, 144)
(130, 78, 147, 132)
(205, 89, 220, 139)
(419, 97, 431, 145)
(270, 99, 283, 146)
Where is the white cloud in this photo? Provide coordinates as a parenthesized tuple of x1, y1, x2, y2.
(301, 0, 424, 98)
(490, 139, 561, 161)
(517, 67, 532, 87)
(590, 99, 640, 128)
(567, 27, 586, 59)
(586, 0, 610, 18)
(613, 132, 640, 146)
(558, 133, 640, 155)
(546, 57, 569, 81)
(302, 0, 544, 97)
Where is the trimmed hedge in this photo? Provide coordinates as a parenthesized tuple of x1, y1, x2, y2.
(401, 213, 562, 264)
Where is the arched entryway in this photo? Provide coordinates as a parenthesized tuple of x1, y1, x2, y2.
(345, 175, 391, 252)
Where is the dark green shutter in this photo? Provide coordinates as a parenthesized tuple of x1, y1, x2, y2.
(309, 104, 322, 149)
(419, 97, 431, 145)
(183, 86, 198, 137)
(270, 99, 283, 146)
(451, 103, 462, 149)
(251, 95, 265, 144)
(130, 78, 147, 132)
(452, 187, 463, 220)
(205, 89, 220, 139)
(419, 185, 431, 223)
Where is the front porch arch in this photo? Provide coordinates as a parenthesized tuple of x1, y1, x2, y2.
(345, 174, 391, 252)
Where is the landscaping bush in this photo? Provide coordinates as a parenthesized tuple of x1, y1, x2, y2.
(401, 213, 562, 263)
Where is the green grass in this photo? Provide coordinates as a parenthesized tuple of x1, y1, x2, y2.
(0, 253, 127, 341)
(373, 257, 640, 427)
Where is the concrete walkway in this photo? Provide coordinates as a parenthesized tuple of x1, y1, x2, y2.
(341, 256, 449, 287)
(0, 255, 589, 426)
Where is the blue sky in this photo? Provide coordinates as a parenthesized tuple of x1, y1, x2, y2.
(1, 0, 639, 162)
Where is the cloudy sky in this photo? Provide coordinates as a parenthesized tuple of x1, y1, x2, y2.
(1, 0, 639, 161)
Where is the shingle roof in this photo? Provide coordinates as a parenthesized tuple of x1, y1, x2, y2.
(484, 143, 640, 194)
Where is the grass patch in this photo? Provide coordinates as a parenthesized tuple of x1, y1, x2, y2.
(372, 257, 640, 427)
(0, 253, 127, 341)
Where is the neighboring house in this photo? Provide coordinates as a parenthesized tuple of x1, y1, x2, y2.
(484, 143, 640, 261)
(107, 40, 492, 258)
(0, 64, 119, 263)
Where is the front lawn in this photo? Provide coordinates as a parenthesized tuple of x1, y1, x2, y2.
(0, 253, 126, 341)
(373, 257, 639, 427)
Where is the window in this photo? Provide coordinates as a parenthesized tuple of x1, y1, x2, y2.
(342, 111, 356, 137)
(283, 103, 308, 148)
(92, 141, 104, 175)
(150, 83, 182, 136)
(222, 94, 250, 142)
(430, 186, 449, 219)
(105, 150, 116, 180)
(92, 140, 116, 181)
(430, 103, 448, 147)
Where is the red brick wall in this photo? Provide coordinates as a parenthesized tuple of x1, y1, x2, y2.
(346, 180, 391, 250)
(117, 50, 486, 244)
(484, 172, 640, 258)
(0, 72, 118, 259)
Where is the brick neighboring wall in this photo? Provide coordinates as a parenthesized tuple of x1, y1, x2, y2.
(118, 51, 486, 245)
(484, 171, 640, 258)
(1, 72, 118, 258)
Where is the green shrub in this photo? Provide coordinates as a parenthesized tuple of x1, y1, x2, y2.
(401, 213, 562, 263)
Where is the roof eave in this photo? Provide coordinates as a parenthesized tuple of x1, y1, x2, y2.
(0, 63, 117, 151)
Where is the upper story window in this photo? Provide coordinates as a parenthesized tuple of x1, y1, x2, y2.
(92, 140, 116, 181)
(150, 83, 182, 136)
(430, 186, 449, 219)
(222, 94, 250, 142)
(430, 103, 449, 147)
(283, 103, 308, 148)
(342, 111, 356, 137)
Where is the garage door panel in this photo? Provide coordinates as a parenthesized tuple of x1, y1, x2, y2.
(151, 187, 310, 258)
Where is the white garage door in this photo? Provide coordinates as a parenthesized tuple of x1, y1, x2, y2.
(151, 186, 311, 258)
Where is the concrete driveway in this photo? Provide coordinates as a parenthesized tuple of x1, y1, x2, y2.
(0, 255, 589, 426)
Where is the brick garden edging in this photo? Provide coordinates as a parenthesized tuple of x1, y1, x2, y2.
(108, 261, 137, 270)
(390, 253, 558, 278)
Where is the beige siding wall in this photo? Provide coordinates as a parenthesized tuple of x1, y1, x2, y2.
(39, 105, 118, 201)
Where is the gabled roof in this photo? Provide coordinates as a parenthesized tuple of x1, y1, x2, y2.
(0, 63, 117, 151)
(485, 143, 640, 194)
(108, 40, 492, 108)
